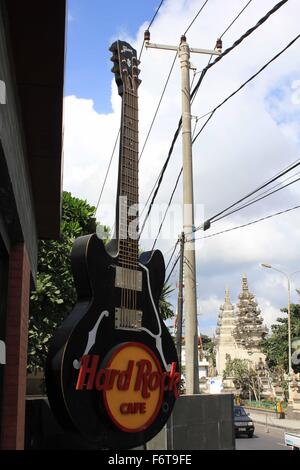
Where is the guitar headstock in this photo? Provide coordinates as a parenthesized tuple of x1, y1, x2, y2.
(109, 40, 141, 96)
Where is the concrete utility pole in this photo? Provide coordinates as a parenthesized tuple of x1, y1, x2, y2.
(145, 32, 221, 394)
(176, 232, 185, 374)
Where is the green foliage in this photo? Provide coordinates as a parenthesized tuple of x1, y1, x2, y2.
(201, 335, 216, 367)
(260, 303, 300, 373)
(269, 365, 289, 401)
(28, 192, 103, 372)
(223, 358, 263, 401)
(159, 283, 175, 321)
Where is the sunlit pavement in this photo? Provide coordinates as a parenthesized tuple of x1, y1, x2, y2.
(235, 423, 290, 450)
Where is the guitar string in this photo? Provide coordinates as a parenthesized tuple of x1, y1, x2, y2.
(133, 85, 138, 316)
(127, 87, 138, 316)
(121, 91, 125, 318)
(125, 84, 129, 317)
(130, 87, 136, 315)
(120, 84, 140, 323)
(133, 87, 137, 316)
(126, 87, 131, 316)
(132, 88, 135, 316)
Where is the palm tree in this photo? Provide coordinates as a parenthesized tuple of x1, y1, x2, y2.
(159, 283, 175, 321)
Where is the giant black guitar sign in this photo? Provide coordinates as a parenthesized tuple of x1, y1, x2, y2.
(46, 40, 179, 449)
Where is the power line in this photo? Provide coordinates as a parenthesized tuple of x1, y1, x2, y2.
(190, 0, 289, 102)
(190, 0, 254, 107)
(151, 168, 182, 250)
(213, 175, 300, 223)
(192, 204, 300, 241)
(146, 0, 256, 242)
(192, 32, 300, 144)
(193, 158, 300, 231)
(140, 169, 163, 218)
(239, 167, 300, 207)
(165, 240, 179, 271)
(220, 0, 254, 39)
(139, 0, 287, 235)
(148, 0, 165, 29)
(139, 0, 165, 60)
(97, 2, 166, 211)
(139, 0, 211, 162)
(96, 129, 120, 210)
(184, 0, 210, 35)
(139, 53, 178, 161)
(139, 121, 182, 236)
(165, 254, 180, 285)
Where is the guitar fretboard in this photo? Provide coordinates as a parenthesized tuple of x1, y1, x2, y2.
(118, 89, 139, 268)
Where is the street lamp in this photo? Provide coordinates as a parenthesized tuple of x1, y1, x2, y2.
(261, 263, 300, 404)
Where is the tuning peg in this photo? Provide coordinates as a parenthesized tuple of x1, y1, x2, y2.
(133, 66, 141, 76)
(109, 42, 117, 53)
(111, 65, 120, 74)
(110, 52, 118, 62)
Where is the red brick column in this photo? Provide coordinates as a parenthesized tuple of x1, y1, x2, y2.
(0, 243, 30, 450)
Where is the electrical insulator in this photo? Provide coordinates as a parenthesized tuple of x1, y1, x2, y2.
(144, 30, 150, 42)
(215, 38, 222, 54)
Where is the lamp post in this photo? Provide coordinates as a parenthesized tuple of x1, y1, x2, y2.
(261, 263, 300, 404)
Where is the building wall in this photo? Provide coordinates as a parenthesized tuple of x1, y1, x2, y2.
(0, 0, 65, 450)
(0, 244, 30, 449)
(0, 4, 37, 449)
(0, 2, 38, 276)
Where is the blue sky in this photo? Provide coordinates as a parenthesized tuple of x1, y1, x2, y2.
(66, 0, 160, 113)
(63, 0, 300, 336)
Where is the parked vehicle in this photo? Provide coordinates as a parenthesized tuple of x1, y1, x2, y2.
(234, 406, 255, 438)
(285, 432, 300, 450)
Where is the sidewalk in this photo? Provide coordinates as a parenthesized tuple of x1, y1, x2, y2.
(246, 410, 300, 432)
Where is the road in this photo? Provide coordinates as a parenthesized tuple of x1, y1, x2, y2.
(235, 423, 289, 450)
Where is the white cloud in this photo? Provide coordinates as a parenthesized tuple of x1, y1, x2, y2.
(63, 0, 300, 336)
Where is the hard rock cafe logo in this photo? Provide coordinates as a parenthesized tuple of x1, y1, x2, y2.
(76, 342, 180, 433)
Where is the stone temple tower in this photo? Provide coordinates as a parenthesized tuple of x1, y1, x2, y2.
(233, 274, 268, 356)
(215, 288, 238, 376)
(214, 275, 272, 397)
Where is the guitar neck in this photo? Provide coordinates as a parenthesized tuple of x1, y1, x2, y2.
(118, 89, 139, 268)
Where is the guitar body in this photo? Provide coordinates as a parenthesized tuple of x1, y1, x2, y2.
(46, 40, 179, 449)
(46, 234, 178, 448)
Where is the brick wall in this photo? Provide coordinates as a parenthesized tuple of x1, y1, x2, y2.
(0, 243, 30, 449)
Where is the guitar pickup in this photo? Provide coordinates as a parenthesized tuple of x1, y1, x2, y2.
(115, 266, 142, 291)
(115, 308, 143, 330)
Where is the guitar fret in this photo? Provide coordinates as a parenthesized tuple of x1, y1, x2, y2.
(123, 146, 138, 153)
(124, 136, 139, 143)
(117, 86, 140, 266)
(124, 113, 139, 120)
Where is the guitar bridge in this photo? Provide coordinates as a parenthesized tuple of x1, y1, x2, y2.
(115, 308, 143, 330)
